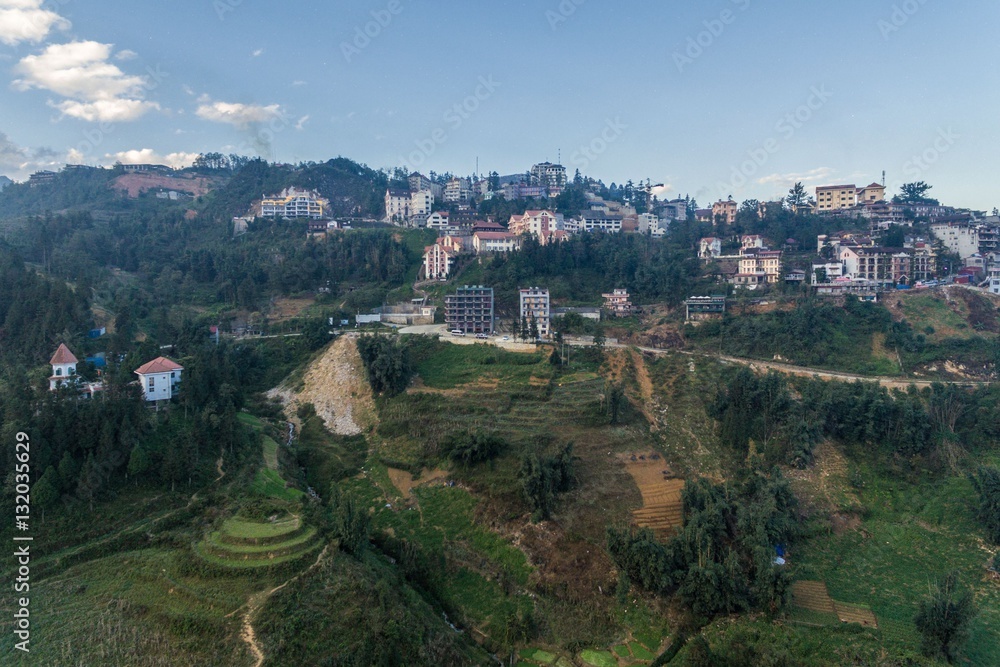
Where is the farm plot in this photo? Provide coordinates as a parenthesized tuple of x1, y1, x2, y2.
(624, 454, 685, 538)
(789, 580, 878, 629)
(195, 515, 323, 569)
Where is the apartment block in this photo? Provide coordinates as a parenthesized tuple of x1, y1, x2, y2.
(530, 162, 567, 189)
(815, 184, 859, 212)
(261, 187, 328, 219)
(712, 198, 738, 225)
(602, 289, 634, 317)
(445, 286, 494, 334)
(518, 287, 550, 338)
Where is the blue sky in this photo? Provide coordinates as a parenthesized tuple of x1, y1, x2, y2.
(1, 0, 998, 210)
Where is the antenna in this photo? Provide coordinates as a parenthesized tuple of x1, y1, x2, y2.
(558, 149, 561, 165)
(882, 170, 886, 187)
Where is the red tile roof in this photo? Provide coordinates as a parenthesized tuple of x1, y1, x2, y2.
(134, 357, 184, 375)
(50, 344, 78, 365)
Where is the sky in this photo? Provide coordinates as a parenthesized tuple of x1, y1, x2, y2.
(1, 0, 998, 210)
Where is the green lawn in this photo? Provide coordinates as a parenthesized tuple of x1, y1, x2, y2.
(410, 338, 552, 389)
(795, 471, 1000, 665)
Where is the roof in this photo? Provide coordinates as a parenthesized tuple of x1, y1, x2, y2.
(50, 344, 78, 365)
(134, 357, 184, 375)
(475, 232, 516, 241)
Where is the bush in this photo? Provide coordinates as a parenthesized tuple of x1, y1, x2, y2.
(969, 466, 1000, 544)
(914, 571, 977, 663)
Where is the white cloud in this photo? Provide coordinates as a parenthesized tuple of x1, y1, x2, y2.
(295, 115, 310, 130)
(13, 41, 160, 122)
(757, 167, 835, 190)
(195, 100, 286, 129)
(53, 98, 160, 122)
(104, 148, 198, 169)
(251, 48, 264, 57)
(291, 80, 307, 87)
(0, 0, 70, 46)
(115, 49, 138, 61)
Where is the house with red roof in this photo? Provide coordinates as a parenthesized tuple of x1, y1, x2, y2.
(49, 343, 79, 391)
(135, 357, 184, 402)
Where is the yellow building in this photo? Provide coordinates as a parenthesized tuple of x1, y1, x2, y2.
(712, 198, 738, 225)
(815, 184, 858, 212)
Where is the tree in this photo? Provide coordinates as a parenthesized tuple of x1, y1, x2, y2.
(604, 381, 626, 425)
(785, 182, 809, 209)
(969, 466, 1000, 544)
(914, 572, 977, 663)
(894, 181, 939, 205)
(529, 315, 539, 342)
(32, 466, 59, 522)
(356, 334, 411, 397)
(328, 486, 370, 556)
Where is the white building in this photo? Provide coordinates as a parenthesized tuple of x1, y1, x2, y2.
(411, 190, 434, 218)
(576, 212, 623, 234)
(443, 178, 472, 203)
(990, 277, 1000, 295)
(49, 343, 78, 391)
(530, 162, 567, 189)
(473, 232, 521, 254)
(423, 236, 465, 280)
(135, 357, 184, 402)
(638, 213, 665, 237)
(261, 187, 328, 219)
(699, 237, 722, 260)
(519, 287, 551, 338)
(385, 188, 411, 223)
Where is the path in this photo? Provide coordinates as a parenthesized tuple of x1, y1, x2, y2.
(236, 545, 330, 667)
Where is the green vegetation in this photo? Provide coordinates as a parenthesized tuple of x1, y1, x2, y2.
(914, 572, 977, 663)
(356, 333, 413, 396)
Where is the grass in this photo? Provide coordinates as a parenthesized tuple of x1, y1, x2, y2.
(794, 468, 1000, 665)
(251, 467, 304, 501)
(410, 337, 552, 389)
(579, 649, 617, 667)
(519, 648, 558, 663)
(222, 516, 300, 539)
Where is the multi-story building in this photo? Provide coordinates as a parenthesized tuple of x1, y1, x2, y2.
(408, 173, 443, 198)
(261, 187, 328, 219)
(508, 210, 566, 241)
(472, 232, 521, 254)
(384, 188, 412, 223)
(411, 190, 434, 218)
(602, 289, 634, 317)
(530, 162, 567, 189)
(519, 287, 550, 338)
(638, 213, 665, 237)
(502, 183, 549, 200)
(741, 235, 765, 251)
(839, 246, 913, 284)
(658, 198, 688, 221)
(734, 249, 783, 288)
(931, 221, 1000, 260)
(445, 286, 494, 335)
(423, 236, 465, 280)
(712, 198, 738, 225)
(815, 184, 859, 212)
(443, 178, 472, 203)
(575, 212, 623, 234)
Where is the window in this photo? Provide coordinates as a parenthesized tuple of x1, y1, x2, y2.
(55, 368, 62, 376)
(148, 377, 155, 390)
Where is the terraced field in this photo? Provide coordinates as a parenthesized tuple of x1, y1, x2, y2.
(789, 580, 878, 629)
(195, 515, 323, 569)
(625, 455, 685, 539)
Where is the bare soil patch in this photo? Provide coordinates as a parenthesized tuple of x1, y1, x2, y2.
(387, 467, 449, 498)
(622, 453, 684, 538)
(111, 172, 215, 198)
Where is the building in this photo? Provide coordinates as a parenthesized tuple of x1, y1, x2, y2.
(134, 357, 184, 402)
(658, 198, 688, 221)
(28, 170, 57, 187)
(443, 177, 472, 204)
(839, 246, 914, 284)
(503, 182, 549, 200)
(407, 173, 443, 198)
(519, 287, 551, 338)
(685, 296, 727, 322)
(931, 221, 1000, 260)
(551, 307, 601, 321)
(575, 212, 623, 234)
(423, 236, 465, 280)
(989, 277, 1000, 296)
(472, 231, 521, 254)
(699, 237, 722, 260)
(741, 235, 765, 251)
(49, 343, 79, 391)
(261, 187, 328, 219)
(858, 182, 886, 204)
(445, 286, 494, 335)
(530, 162, 567, 189)
(734, 249, 783, 288)
(508, 210, 566, 242)
(638, 213, 665, 237)
(410, 190, 434, 218)
(602, 289, 634, 317)
(815, 184, 859, 212)
(712, 198, 738, 225)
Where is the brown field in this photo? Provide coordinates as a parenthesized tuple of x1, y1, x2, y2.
(790, 580, 836, 614)
(270, 297, 316, 321)
(833, 601, 879, 628)
(624, 454, 685, 538)
(791, 580, 879, 628)
(387, 467, 449, 498)
(111, 172, 216, 198)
